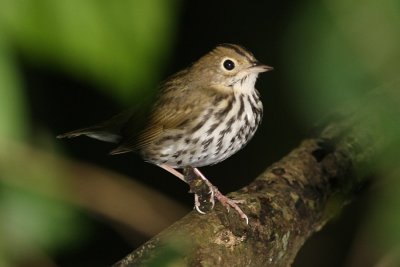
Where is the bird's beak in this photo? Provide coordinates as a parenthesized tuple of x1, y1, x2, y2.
(251, 61, 274, 73)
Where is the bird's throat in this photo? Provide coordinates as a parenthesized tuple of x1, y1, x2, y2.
(233, 73, 258, 94)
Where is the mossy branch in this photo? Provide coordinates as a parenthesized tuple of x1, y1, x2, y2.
(113, 109, 382, 267)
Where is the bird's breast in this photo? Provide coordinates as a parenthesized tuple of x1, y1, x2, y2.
(142, 90, 263, 168)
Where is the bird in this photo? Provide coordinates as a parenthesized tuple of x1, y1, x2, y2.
(57, 44, 273, 223)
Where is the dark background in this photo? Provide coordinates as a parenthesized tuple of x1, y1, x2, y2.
(1, 0, 399, 266)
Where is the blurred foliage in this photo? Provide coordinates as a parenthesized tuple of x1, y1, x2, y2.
(0, 0, 180, 102)
(0, 0, 180, 265)
(0, 184, 86, 265)
(0, 32, 27, 140)
(283, 0, 400, 121)
(283, 0, 400, 260)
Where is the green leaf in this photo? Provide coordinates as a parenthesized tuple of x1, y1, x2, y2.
(0, 0, 181, 102)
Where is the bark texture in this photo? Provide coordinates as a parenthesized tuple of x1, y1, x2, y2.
(113, 112, 381, 267)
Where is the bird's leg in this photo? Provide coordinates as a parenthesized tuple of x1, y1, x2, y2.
(157, 164, 207, 214)
(193, 167, 249, 224)
(157, 164, 249, 224)
(157, 164, 185, 182)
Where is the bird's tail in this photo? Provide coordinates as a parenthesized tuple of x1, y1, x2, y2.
(57, 125, 122, 143)
(57, 109, 139, 143)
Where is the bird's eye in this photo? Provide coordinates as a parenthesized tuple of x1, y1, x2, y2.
(223, 59, 235, 71)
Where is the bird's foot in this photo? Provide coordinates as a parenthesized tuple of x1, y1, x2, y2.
(194, 186, 248, 224)
(193, 185, 215, 214)
(192, 168, 248, 224)
(184, 167, 249, 224)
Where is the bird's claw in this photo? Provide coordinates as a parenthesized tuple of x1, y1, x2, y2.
(194, 194, 206, 214)
(214, 191, 249, 224)
(209, 188, 215, 209)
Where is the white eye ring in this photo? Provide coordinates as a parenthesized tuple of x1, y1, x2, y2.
(221, 58, 236, 71)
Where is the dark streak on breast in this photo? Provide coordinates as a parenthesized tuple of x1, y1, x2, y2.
(215, 96, 235, 120)
(189, 120, 205, 134)
(213, 94, 226, 106)
(215, 116, 236, 153)
(201, 138, 213, 150)
(236, 95, 245, 120)
(173, 150, 182, 158)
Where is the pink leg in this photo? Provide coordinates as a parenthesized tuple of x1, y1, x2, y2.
(158, 164, 185, 182)
(157, 164, 206, 214)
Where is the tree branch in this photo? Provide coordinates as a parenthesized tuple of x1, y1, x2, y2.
(113, 111, 382, 267)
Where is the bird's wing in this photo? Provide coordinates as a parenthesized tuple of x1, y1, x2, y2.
(110, 85, 208, 155)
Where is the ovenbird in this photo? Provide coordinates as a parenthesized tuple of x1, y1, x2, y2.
(58, 44, 272, 223)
